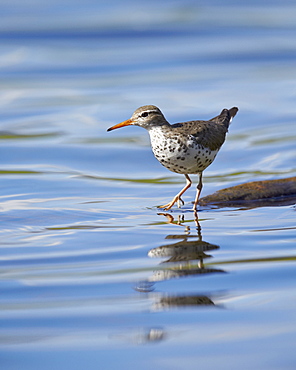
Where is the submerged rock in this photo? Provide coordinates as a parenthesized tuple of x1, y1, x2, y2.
(199, 176, 296, 208)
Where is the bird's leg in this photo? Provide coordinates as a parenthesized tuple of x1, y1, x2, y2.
(158, 174, 192, 211)
(192, 172, 203, 211)
(177, 197, 184, 208)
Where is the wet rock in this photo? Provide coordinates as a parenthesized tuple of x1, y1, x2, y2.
(199, 176, 296, 208)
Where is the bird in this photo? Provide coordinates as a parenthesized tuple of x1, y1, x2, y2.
(107, 105, 238, 211)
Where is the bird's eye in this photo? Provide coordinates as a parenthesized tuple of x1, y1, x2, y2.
(141, 112, 149, 117)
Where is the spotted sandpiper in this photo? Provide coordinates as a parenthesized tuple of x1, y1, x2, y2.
(107, 105, 238, 210)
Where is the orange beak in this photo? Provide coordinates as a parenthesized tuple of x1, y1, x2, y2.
(107, 118, 134, 132)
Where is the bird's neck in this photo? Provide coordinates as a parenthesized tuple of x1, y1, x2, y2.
(145, 121, 170, 131)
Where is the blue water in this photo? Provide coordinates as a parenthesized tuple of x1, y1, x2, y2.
(1, 1, 296, 369)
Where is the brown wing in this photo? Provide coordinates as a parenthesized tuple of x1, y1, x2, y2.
(171, 107, 238, 151)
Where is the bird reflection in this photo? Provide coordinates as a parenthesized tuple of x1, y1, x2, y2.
(134, 328, 166, 344)
(134, 212, 225, 310)
(111, 327, 166, 345)
(152, 295, 215, 311)
(147, 212, 224, 282)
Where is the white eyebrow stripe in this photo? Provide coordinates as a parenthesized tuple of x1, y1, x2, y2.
(142, 110, 159, 114)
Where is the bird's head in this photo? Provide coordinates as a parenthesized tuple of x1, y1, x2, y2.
(107, 105, 168, 131)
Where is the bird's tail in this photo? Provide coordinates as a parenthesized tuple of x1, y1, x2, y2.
(212, 107, 238, 129)
(228, 107, 239, 120)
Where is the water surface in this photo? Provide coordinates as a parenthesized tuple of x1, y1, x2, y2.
(1, 1, 296, 369)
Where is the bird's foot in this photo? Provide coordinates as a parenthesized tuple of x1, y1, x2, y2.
(158, 196, 183, 211)
(157, 202, 175, 211)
